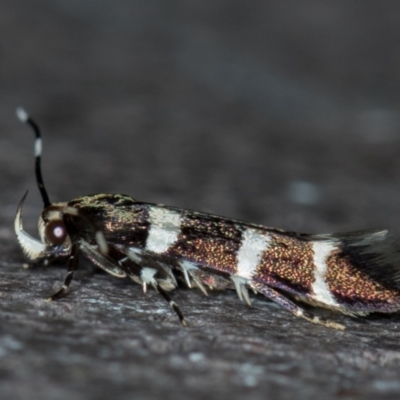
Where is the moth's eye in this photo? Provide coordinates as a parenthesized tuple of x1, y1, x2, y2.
(45, 220, 68, 245)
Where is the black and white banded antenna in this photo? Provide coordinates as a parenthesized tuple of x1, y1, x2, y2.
(16, 107, 51, 209)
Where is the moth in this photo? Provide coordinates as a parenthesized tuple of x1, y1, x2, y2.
(15, 108, 400, 330)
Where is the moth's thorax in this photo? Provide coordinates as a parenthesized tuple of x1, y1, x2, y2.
(67, 193, 136, 209)
(65, 194, 144, 242)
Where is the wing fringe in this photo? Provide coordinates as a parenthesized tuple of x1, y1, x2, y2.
(310, 229, 400, 290)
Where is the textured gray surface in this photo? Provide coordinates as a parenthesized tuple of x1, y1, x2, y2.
(2, 1, 400, 399)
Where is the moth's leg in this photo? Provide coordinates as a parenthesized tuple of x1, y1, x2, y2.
(47, 244, 80, 301)
(80, 242, 186, 325)
(125, 247, 177, 291)
(251, 281, 345, 330)
(154, 282, 188, 327)
(128, 264, 186, 325)
(178, 260, 208, 296)
(231, 276, 252, 306)
(79, 239, 126, 278)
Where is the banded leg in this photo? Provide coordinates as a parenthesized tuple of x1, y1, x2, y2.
(136, 265, 187, 326)
(155, 283, 188, 327)
(80, 239, 126, 278)
(125, 247, 178, 291)
(251, 281, 345, 330)
(47, 244, 80, 301)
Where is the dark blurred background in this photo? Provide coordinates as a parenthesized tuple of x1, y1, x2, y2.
(2, 1, 400, 232)
(1, 2, 400, 400)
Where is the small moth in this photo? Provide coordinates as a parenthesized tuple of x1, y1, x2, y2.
(15, 108, 400, 330)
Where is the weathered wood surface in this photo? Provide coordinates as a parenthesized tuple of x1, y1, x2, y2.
(1, 2, 400, 399)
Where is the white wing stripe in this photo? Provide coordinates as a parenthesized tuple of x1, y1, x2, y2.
(146, 207, 181, 254)
(236, 229, 271, 279)
(311, 241, 339, 306)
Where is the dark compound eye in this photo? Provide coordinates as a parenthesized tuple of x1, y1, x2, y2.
(45, 219, 68, 245)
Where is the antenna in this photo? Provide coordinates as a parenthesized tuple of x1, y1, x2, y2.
(16, 107, 51, 208)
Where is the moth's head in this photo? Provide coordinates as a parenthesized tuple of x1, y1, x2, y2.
(14, 108, 72, 261)
(38, 205, 69, 246)
(15, 108, 109, 261)
(15, 192, 72, 261)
